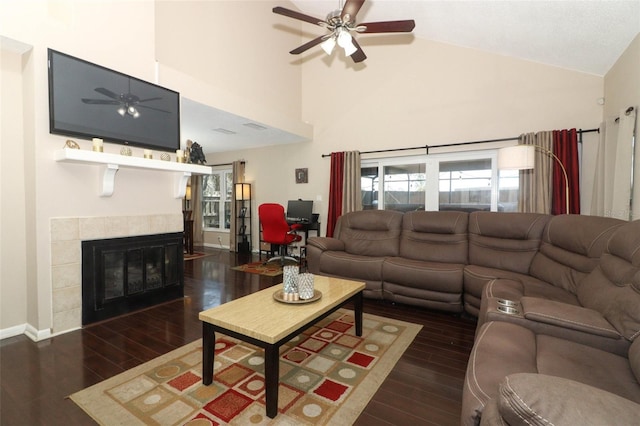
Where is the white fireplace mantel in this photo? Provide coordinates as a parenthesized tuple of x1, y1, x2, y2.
(54, 148, 212, 198)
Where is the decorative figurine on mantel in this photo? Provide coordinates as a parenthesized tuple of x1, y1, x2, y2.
(186, 139, 207, 165)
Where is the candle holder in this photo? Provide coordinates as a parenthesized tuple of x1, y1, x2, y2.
(92, 138, 103, 152)
(283, 265, 299, 301)
(298, 273, 315, 299)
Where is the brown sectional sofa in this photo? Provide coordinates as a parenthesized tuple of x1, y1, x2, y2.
(306, 209, 469, 312)
(466, 218, 640, 425)
(306, 209, 640, 425)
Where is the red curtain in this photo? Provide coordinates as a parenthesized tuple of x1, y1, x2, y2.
(552, 129, 580, 215)
(326, 152, 344, 237)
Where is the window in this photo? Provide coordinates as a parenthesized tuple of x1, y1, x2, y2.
(202, 170, 233, 230)
(438, 159, 492, 211)
(361, 150, 521, 212)
(383, 163, 426, 212)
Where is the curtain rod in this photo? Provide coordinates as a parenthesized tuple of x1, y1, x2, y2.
(321, 128, 600, 158)
(615, 106, 635, 123)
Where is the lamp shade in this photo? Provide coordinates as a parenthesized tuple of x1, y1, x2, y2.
(235, 183, 251, 201)
(498, 145, 535, 170)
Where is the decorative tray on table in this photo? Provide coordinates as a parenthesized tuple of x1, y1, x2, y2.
(273, 289, 322, 304)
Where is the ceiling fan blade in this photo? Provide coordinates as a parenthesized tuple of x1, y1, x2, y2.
(358, 20, 416, 33)
(94, 87, 121, 99)
(290, 35, 326, 55)
(137, 105, 171, 113)
(273, 6, 324, 26)
(81, 99, 120, 105)
(341, 0, 365, 23)
(137, 97, 163, 103)
(350, 38, 367, 63)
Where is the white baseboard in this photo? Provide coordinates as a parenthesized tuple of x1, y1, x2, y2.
(0, 324, 26, 340)
(0, 323, 52, 342)
(25, 324, 52, 341)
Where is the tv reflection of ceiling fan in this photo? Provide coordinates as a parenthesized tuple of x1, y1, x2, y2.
(81, 79, 169, 118)
(273, 0, 415, 63)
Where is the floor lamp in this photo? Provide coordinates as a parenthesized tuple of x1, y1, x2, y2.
(497, 145, 570, 214)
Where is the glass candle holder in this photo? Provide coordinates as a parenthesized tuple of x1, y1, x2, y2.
(298, 273, 315, 299)
(283, 265, 299, 295)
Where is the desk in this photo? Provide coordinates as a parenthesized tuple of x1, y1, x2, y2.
(286, 219, 321, 241)
(259, 220, 320, 261)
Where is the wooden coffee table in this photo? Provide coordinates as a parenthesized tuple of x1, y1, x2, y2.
(199, 276, 365, 418)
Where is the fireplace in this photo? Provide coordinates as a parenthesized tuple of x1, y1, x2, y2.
(82, 232, 183, 324)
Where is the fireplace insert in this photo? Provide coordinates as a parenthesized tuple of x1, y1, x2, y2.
(82, 232, 183, 324)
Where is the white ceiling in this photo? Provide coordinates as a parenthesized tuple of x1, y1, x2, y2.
(180, 98, 308, 160)
(183, 0, 640, 156)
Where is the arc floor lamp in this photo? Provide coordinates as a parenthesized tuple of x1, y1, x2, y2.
(498, 145, 570, 214)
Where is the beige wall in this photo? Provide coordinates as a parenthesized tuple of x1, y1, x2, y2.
(0, 0, 306, 337)
(154, 0, 311, 139)
(1, 44, 29, 333)
(604, 33, 639, 119)
(212, 37, 605, 240)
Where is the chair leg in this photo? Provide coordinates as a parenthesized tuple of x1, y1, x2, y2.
(265, 244, 297, 265)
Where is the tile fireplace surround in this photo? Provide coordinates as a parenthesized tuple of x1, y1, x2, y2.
(50, 214, 183, 335)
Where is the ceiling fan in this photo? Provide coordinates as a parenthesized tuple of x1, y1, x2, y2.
(81, 79, 169, 118)
(273, 0, 415, 63)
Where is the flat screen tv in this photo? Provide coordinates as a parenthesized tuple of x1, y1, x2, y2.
(48, 49, 180, 152)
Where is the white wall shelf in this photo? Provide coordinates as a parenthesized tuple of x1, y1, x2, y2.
(54, 148, 212, 198)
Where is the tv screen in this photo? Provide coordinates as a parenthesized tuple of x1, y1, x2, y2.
(48, 49, 180, 152)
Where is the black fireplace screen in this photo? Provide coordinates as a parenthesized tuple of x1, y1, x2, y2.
(82, 233, 183, 324)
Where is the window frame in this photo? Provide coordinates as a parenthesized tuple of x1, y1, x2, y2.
(361, 149, 505, 212)
(202, 168, 233, 232)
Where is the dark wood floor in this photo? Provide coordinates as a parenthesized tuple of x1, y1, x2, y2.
(0, 247, 477, 425)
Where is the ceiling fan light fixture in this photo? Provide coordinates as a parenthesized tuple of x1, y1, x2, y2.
(343, 39, 357, 56)
(321, 36, 336, 55)
(336, 28, 352, 48)
(117, 106, 126, 116)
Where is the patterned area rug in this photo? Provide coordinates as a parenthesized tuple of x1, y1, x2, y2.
(70, 309, 421, 425)
(184, 252, 213, 261)
(230, 262, 284, 277)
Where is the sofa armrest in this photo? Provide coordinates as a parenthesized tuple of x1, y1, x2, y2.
(306, 236, 345, 252)
(520, 297, 621, 339)
(488, 373, 640, 426)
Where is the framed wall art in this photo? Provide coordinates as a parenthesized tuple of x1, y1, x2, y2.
(295, 168, 308, 184)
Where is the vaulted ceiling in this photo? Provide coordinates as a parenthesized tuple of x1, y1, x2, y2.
(184, 1, 640, 154)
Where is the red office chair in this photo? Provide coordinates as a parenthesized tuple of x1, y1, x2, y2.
(259, 203, 303, 264)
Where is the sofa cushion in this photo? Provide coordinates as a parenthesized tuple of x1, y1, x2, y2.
(631, 338, 640, 384)
(318, 251, 384, 282)
(382, 257, 464, 312)
(578, 219, 640, 340)
(529, 215, 623, 295)
(468, 212, 549, 274)
(489, 374, 640, 426)
(462, 321, 640, 426)
(536, 334, 640, 402)
(462, 321, 538, 426)
(334, 210, 403, 257)
(399, 210, 468, 263)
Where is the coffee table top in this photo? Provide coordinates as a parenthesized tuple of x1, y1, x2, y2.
(199, 276, 365, 344)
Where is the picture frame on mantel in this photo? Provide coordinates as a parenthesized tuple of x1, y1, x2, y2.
(295, 168, 308, 184)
